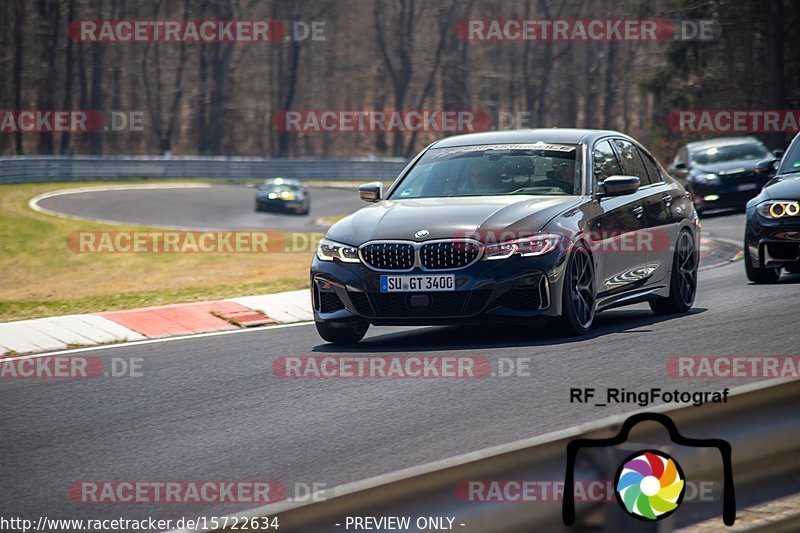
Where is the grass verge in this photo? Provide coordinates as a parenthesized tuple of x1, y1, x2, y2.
(0, 181, 315, 322)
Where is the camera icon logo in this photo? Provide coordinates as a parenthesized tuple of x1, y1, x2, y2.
(615, 449, 686, 521)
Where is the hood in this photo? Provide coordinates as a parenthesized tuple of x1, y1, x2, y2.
(692, 159, 762, 175)
(326, 196, 582, 245)
(763, 174, 800, 200)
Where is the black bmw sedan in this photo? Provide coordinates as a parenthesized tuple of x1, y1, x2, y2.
(255, 178, 310, 215)
(668, 136, 776, 214)
(744, 132, 800, 283)
(311, 129, 700, 343)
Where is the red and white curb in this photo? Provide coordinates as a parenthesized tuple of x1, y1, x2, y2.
(0, 290, 312, 356)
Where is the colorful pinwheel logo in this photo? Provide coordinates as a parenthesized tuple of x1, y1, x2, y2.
(614, 450, 686, 521)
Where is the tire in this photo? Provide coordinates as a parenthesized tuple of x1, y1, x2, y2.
(650, 230, 698, 314)
(559, 243, 595, 335)
(315, 320, 368, 344)
(744, 233, 781, 283)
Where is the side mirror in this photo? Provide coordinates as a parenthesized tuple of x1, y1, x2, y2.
(359, 182, 383, 202)
(673, 161, 688, 170)
(599, 175, 641, 197)
(773, 148, 784, 159)
(754, 158, 779, 175)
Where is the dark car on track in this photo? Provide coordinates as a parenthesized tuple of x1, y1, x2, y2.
(310, 129, 700, 344)
(255, 178, 310, 215)
(744, 132, 800, 283)
(668, 137, 777, 214)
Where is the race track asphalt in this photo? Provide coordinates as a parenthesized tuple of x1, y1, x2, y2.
(2, 208, 797, 528)
(36, 185, 364, 231)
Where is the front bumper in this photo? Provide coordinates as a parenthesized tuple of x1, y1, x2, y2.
(310, 252, 567, 326)
(256, 199, 304, 211)
(690, 180, 765, 211)
(745, 211, 800, 268)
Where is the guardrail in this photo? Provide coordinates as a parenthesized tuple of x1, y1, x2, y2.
(0, 156, 411, 183)
(177, 380, 800, 533)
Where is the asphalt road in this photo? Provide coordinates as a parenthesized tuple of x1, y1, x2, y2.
(37, 185, 364, 231)
(2, 213, 798, 530)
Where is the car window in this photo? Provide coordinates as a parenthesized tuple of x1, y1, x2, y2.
(639, 150, 663, 184)
(691, 142, 769, 165)
(613, 139, 650, 185)
(388, 143, 580, 198)
(592, 140, 622, 185)
(678, 147, 688, 165)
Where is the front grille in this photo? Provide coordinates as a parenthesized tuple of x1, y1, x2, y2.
(355, 291, 490, 317)
(420, 241, 481, 270)
(318, 291, 345, 313)
(360, 243, 415, 270)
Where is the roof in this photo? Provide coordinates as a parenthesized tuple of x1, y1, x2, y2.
(431, 128, 628, 148)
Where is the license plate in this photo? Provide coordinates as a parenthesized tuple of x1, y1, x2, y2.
(737, 183, 759, 191)
(380, 274, 455, 292)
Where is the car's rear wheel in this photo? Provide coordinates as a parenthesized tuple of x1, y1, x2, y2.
(744, 233, 781, 283)
(650, 229, 698, 314)
(559, 243, 595, 335)
(315, 319, 369, 344)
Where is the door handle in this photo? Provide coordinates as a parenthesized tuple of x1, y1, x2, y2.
(632, 205, 644, 218)
(662, 194, 673, 206)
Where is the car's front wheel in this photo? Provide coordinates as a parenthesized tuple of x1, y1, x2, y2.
(315, 319, 369, 344)
(650, 229, 698, 314)
(559, 243, 595, 335)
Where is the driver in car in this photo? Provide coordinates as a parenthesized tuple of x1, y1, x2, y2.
(549, 161, 575, 193)
(466, 159, 499, 194)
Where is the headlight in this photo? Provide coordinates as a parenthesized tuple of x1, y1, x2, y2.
(280, 191, 297, 201)
(757, 200, 800, 219)
(483, 234, 562, 260)
(696, 173, 720, 185)
(316, 238, 360, 263)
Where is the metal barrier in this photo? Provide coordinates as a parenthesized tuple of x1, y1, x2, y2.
(0, 156, 411, 183)
(173, 380, 800, 533)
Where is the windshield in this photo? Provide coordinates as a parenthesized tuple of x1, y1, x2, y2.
(389, 143, 580, 199)
(260, 183, 299, 193)
(779, 138, 800, 174)
(691, 142, 769, 165)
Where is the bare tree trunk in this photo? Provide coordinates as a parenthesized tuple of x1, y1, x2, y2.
(766, 0, 784, 150)
(60, 0, 76, 154)
(12, 0, 25, 154)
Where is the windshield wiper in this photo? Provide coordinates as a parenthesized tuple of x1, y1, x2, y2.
(506, 187, 569, 195)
